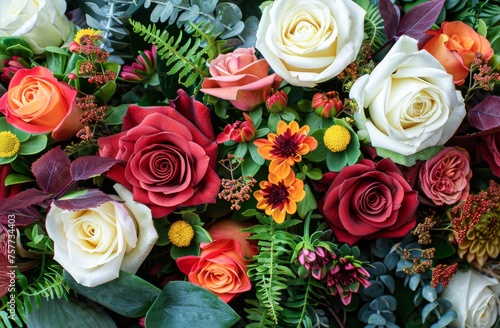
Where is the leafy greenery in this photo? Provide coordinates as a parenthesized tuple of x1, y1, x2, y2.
(243, 213, 301, 326)
(129, 19, 224, 92)
(354, 0, 387, 51)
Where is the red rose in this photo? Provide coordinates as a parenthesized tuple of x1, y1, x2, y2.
(479, 132, 500, 177)
(98, 89, 220, 218)
(318, 158, 419, 245)
(419, 147, 472, 206)
(176, 238, 252, 303)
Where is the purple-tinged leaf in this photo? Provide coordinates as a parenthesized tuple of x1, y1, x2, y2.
(53, 189, 116, 211)
(396, 0, 445, 42)
(0, 207, 41, 226)
(70, 156, 120, 181)
(379, 0, 400, 40)
(0, 188, 51, 226)
(468, 96, 500, 131)
(31, 147, 74, 195)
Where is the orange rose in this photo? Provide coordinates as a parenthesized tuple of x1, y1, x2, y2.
(176, 238, 252, 303)
(0, 66, 81, 140)
(208, 219, 258, 260)
(423, 21, 493, 85)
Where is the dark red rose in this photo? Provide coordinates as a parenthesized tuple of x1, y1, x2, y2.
(98, 89, 220, 218)
(478, 132, 500, 177)
(318, 158, 419, 245)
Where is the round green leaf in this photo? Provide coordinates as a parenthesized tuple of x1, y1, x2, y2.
(0, 117, 31, 142)
(145, 281, 240, 328)
(19, 134, 48, 155)
(0, 154, 16, 164)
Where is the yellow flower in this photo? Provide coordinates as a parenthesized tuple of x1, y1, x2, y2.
(168, 220, 195, 247)
(0, 131, 20, 158)
(324, 125, 351, 152)
(254, 171, 305, 224)
(74, 28, 101, 44)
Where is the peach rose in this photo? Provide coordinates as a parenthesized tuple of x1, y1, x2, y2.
(0, 66, 81, 140)
(423, 21, 493, 85)
(176, 238, 252, 303)
(208, 219, 258, 260)
(201, 47, 283, 111)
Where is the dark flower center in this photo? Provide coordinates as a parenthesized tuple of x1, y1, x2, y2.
(264, 182, 289, 209)
(271, 130, 300, 158)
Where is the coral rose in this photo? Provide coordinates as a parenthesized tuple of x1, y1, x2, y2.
(176, 238, 253, 303)
(201, 47, 283, 111)
(423, 21, 493, 85)
(0, 66, 81, 140)
(317, 158, 419, 245)
(98, 89, 220, 218)
(419, 147, 472, 206)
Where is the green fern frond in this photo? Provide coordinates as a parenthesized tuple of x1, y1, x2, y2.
(244, 216, 300, 326)
(355, 0, 387, 51)
(0, 264, 70, 327)
(281, 276, 326, 327)
(129, 20, 209, 92)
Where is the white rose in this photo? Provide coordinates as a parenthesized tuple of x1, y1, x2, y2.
(255, 0, 365, 88)
(350, 35, 466, 156)
(46, 184, 159, 287)
(0, 0, 72, 54)
(441, 269, 500, 328)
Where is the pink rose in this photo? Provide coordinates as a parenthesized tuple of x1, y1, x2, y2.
(317, 158, 419, 245)
(208, 219, 258, 260)
(201, 47, 283, 111)
(98, 90, 220, 218)
(0, 66, 81, 140)
(478, 132, 500, 177)
(419, 147, 472, 206)
(176, 238, 252, 303)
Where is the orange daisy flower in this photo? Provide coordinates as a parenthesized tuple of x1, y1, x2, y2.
(254, 121, 318, 179)
(254, 171, 306, 224)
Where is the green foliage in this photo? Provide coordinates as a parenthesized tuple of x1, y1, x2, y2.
(354, 0, 387, 51)
(243, 214, 301, 326)
(0, 264, 70, 328)
(130, 20, 222, 92)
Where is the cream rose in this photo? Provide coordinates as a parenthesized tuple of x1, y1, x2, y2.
(441, 269, 500, 328)
(0, 0, 72, 54)
(46, 184, 158, 287)
(351, 35, 466, 156)
(255, 0, 365, 88)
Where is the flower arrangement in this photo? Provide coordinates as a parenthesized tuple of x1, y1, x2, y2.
(0, 0, 499, 327)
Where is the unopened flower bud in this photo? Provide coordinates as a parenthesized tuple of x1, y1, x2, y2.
(312, 91, 343, 118)
(264, 89, 288, 113)
(216, 113, 257, 144)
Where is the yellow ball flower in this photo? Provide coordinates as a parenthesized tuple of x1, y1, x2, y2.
(168, 220, 195, 247)
(0, 131, 20, 158)
(324, 125, 351, 153)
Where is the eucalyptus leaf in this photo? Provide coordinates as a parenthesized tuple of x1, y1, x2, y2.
(192, 0, 217, 13)
(422, 285, 437, 302)
(144, 281, 240, 328)
(64, 270, 161, 318)
(215, 3, 242, 27)
(26, 296, 116, 328)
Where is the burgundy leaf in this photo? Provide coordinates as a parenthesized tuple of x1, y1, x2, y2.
(0, 254, 10, 297)
(396, 0, 445, 42)
(70, 156, 120, 181)
(0, 188, 51, 226)
(31, 147, 73, 195)
(53, 189, 116, 211)
(379, 0, 400, 40)
(0, 208, 41, 226)
(468, 96, 500, 131)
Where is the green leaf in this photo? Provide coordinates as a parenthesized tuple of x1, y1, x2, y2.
(477, 19, 487, 37)
(4, 173, 34, 186)
(0, 117, 30, 142)
(18, 135, 48, 155)
(375, 146, 443, 166)
(429, 236, 456, 259)
(26, 296, 116, 328)
(297, 184, 317, 219)
(306, 129, 327, 162)
(64, 270, 161, 318)
(105, 104, 130, 125)
(145, 281, 240, 328)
